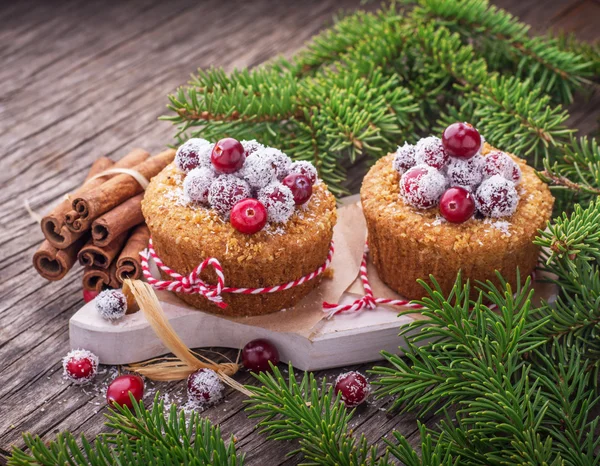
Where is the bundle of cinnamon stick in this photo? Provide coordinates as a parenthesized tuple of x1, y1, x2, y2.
(33, 148, 176, 291)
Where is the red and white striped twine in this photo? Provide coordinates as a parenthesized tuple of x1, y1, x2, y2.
(322, 243, 423, 319)
(140, 238, 335, 309)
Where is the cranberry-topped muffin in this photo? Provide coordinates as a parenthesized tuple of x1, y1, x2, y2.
(361, 122, 553, 300)
(142, 138, 336, 317)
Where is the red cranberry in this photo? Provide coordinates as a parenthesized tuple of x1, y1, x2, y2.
(439, 187, 475, 223)
(442, 122, 481, 159)
(63, 349, 98, 385)
(400, 165, 447, 209)
(475, 175, 519, 218)
(83, 289, 99, 303)
(187, 369, 224, 405)
(415, 137, 449, 169)
(208, 175, 251, 218)
(334, 371, 370, 408)
(242, 339, 280, 373)
(282, 173, 312, 205)
(482, 151, 522, 184)
(106, 374, 144, 409)
(211, 138, 245, 173)
(257, 183, 295, 223)
(392, 142, 416, 174)
(175, 138, 212, 173)
(230, 199, 268, 234)
(289, 161, 318, 185)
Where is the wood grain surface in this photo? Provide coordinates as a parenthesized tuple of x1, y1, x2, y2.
(0, 0, 598, 464)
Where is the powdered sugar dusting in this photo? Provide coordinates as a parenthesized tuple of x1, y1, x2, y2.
(95, 289, 127, 321)
(241, 139, 265, 157)
(484, 218, 512, 236)
(175, 138, 214, 173)
(183, 167, 216, 204)
(415, 136, 449, 169)
(62, 349, 99, 385)
(238, 153, 277, 190)
(447, 154, 484, 190)
(208, 175, 251, 219)
(482, 150, 522, 184)
(258, 182, 295, 223)
(475, 174, 519, 218)
(261, 147, 292, 181)
(289, 161, 318, 185)
(400, 165, 448, 209)
(186, 368, 224, 406)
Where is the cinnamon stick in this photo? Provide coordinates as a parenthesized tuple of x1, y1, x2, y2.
(116, 224, 150, 283)
(82, 262, 120, 291)
(78, 232, 129, 269)
(33, 235, 89, 281)
(68, 149, 175, 233)
(43, 148, 150, 248)
(91, 194, 144, 247)
(41, 157, 112, 249)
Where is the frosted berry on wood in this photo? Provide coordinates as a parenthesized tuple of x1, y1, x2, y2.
(289, 161, 318, 185)
(482, 150, 522, 184)
(258, 183, 295, 223)
(175, 138, 213, 173)
(242, 339, 280, 373)
(208, 175, 252, 219)
(230, 199, 268, 234)
(282, 173, 313, 205)
(442, 122, 481, 159)
(187, 368, 224, 406)
(475, 174, 519, 218)
(334, 371, 370, 408)
(106, 374, 144, 409)
(439, 187, 475, 223)
(95, 289, 127, 321)
(392, 142, 416, 174)
(62, 349, 99, 385)
(400, 165, 448, 209)
(184, 166, 216, 204)
(211, 137, 245, 174)
(415, 136, 449, 169)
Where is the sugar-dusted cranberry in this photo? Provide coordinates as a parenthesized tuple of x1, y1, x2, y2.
(242, 339, 279, 373)
(288, 161, 318, 185)
(237, 153, 277, 190)
(400, 165, 448, 209)
(230, 199, 268, 234)
(446, 155, 484, 191)
(475, 174, 519, 218)
(83, 289, 99, 303)
(415, 136, 449, 169)
(106, 374, 144, 409)
(208, 175, 251, 219)
(187, 368, 224, 406)
(211, 137, 245, 174)
(62, 349, 99, 385)
(258, 183, 295, 223)
(439, 187, 476, 223)
(282, 173, 312, 205)
(262, 148, 292, 180)
(482, 150, 522, 184)
(241, 139, 265, 157)
(175, 138, 213, 173)
(442, 122, 481, 159)
(184, 167, 216, 204)
(392, 142, 416, 174)
(95, 289, 127, 321)
(334, 371, 370, 408)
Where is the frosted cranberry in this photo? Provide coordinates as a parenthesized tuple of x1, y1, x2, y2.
(237, 153, 277, 190)
(211, 138, 245, 173)
(175, 138, 212, 173)
(415, 136, 449, 169)
(262, 148, 292, 180)
(183, 167, 216, 204)
(242, 339, 279, 373)
(230, 199, 267, 234)
(282, 173, 312, 205)
(187, 369, 224, 406)
(258, 183, 295, 223)
(446, 155, 484, 191)
(442, 122, 481, 159)
(241, 139, 265, 157)
(63, 349, 99, 385)
(95, 289, 127, 321)
(334, 371, 370, 408)
(439, 187, 475, 223)
(106, 375, 144, 409)
(83, 289, 98, 303)
(475, 175, 519, 218)
(482, 151, 522, 184)
(400, 165, 447, 209)
(288, 161, 318, 185)
(393, 142, 416, 174)
(208, 175, 251, 219)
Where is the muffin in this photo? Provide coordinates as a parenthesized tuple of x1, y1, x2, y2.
(361, 122, 554, 300)
(142, 138, 336, 317)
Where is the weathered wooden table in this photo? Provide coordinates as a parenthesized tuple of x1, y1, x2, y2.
(1, 0, 598, 464)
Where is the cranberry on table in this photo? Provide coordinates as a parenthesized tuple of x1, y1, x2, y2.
(106, 374, 144, 409)
(439, 187, 476, 223)
(442, 122, 481, 159)
(334, 371, 370, 408)
(242, 339, 280, 373)
(83, 289, 99, 303)
(282, 173, 313, 205)
(62, 349, 99, 385)
(211, 137, 245, 173)
(187, 368, 224, 406)
(230, 199, 268, 234)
